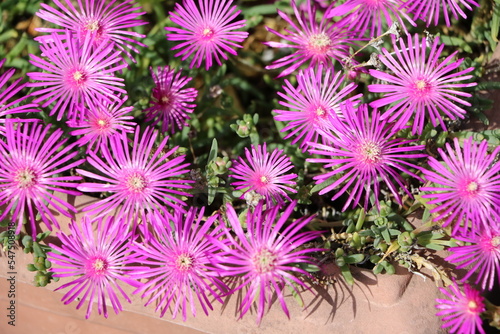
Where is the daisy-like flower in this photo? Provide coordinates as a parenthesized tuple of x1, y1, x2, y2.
(0, 122, 84, 237)
(368, 34, 476, 135)
(76, 126, 194, 232)
(68, 98, 135, 152)
(48, 215, 139, 319)
(229, 143, 297, 207)
(35, 0, 147, 62)
(128, 207, 227, 321)
(212, 201, 323, 323)
(264, 0, 357, 78)
(308, 102, 426, 211)
(144, 66, 198, 133)
(165, 0, 249, 70)
(274, 65, 362, 151)
(420, 137, 500, 236)
(28, 31, 127, 121)
(404, 0, 479, 27)
(435, 280, 485, 334)
(0, 59, 39, 133)
(326, 0, 415, 38)
(445, 224, 500, 291)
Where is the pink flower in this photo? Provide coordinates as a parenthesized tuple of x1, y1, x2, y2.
(404, 0, 480, 27)
(0, 59, 39, 134)
(144, 66, 198, 133)
(76, 126, 193, 233)
(0, 122, 84, 237)
(264, 0, 357, 78)
(420, 137, 500, 236)
(435, 280, 485, 334)
(35, 0, 147, 61)
(368, 34, 476, 135)
(166, 0, 249, 70)
(68, 98, 135, 152)
(28, 31, 127, 121)
(128, 208, 227, 321)
(326, 0, 415, 38)
(308, 102, 426, 211)
(48, 216, 139, 319)
(274, 65, 361, 151)
(446, 224, 500, 291)
(229, 143, 297, 206)
(212, 201, 323, 323)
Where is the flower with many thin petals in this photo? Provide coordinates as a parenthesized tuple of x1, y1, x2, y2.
(35, 0, 147, 62)
(308, 102, 426, 211)
(445, 224, 500, 291)
(0, 122, 84, 237)
(144, 66, 198, 133)
(128, 208, 227, 321)
(368, 34, 476, 135)
(48, 215, 139, 319)
(28, 31, 127, 121)
(229, 143, 297, 207)
(326, 0, 415, 38)
(0, 59, 39, 134)
(212, 201, 323, 323)
(166, 0, 249, 70)
(76, 126, 193, 233)
(68, 98, 135, 152)
(435, 280, 485, 334)
(274, 65, 362, 151)
(420, 137, 500, 236)
(404, 0, 479, 27)
(264, 0, 357, 78)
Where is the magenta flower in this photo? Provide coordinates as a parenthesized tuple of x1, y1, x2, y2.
(213, 201, 323, 323)
(144, 66, 198, 133)
(326, 0, 415, 38)
(264, 0, 357, 78)
(435, 280, 485, 334)
(128, 208, 227, 321)
(445, 224, 500, 291)
(0, 122, 84, 237)
(0, 59, 39, 133)
(308, 102, 426, 211)
(35, 0, 147, 61)
(48, 216, 139, 319)
(68, 98, 135, 152)
(229, 143, 297, 206)
(420, 137, 500, 236)
(76, 126, 193, 232)
(368, 34, 476, 135)
(404, 0, 479, 27)
(165, 0, 249, 70)
(274, 65, 362, 151)
(28, 31, 127, 121)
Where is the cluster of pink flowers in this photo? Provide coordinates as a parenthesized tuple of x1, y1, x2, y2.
(0, 0, 497, 331)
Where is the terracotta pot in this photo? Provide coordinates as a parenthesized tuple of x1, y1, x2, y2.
(0, 192, 446, 334)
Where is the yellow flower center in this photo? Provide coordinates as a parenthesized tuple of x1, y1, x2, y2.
(316, 107, 326, 116)
(176, 254, 194, 271)
(310, 33, 331, 48)
(126, 173, 148, 193)
(466, 181, 478, 193)
(415, 80, 427, 90)
(492, 236, 500, 248)
(86, 20, 100, 32)
(359, 141, 382, 164)
(253, 248, 277, 274)
(15, 168, 37, 189)
(201, 27, 215, 40)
